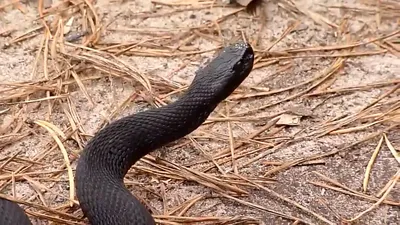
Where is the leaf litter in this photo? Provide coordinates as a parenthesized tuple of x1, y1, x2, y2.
(0, 0, 399, 224)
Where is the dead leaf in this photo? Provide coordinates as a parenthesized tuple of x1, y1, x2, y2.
(276, 113, 301, 126)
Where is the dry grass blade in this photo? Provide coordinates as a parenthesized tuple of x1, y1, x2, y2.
(168, 194, 203, 216)
(70, 68, 95, 107)
(270, 124, 400, 177)
(96, 92, 138, 130)
(154, 215, 259, 224)
(3, 26, 43, 47)
(313, 171, 363, 196)
(236, 174, 335, 225)
(212, 117, 280, 159)
(33, 120, 75, 207)
(329, 119, 385, 135)
(2, 95, 68, 105)
(225, 141, 287, 174)
(232, 57, 344, 117)
(138, 156, 249, 195)
(25, 211, 85, 224)
(346, 169, 400, 222)
(264, 157, 307, 177)
(226, 103, 238, 174)
(188, 136, 226, 174)
(308, 181, 400, 206)
(62, 48, 154, 94)
(219, 192, 311, 224)
(383, 134, 400, 164)
(304, 79, 400, 97)
(363, 136, 384, 192)
(0, 0, 399, 223)
(285, 29, 400, 53)
(311, 84, 400, 138)
(229, 70, 320, 101)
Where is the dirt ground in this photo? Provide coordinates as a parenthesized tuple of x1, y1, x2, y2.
(0, 0, 399, 224)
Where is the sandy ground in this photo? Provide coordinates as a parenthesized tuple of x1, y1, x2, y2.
(0, 0, 399, 224)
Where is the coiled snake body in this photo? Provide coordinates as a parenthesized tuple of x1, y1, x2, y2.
(0, 41, 254, 225)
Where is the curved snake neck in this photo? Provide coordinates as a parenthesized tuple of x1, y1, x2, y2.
(0, 41, 254, 225)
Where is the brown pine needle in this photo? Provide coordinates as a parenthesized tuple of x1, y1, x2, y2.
(236, 174, 335, 225)
(0, 1, 399, 223)
(363, 136, 384, 192)
(329, 119, 385, 135)
(226, 103, 238, 174)
(286, 29, 400, 53)
(308, 181, 400, 206)
(232, 57, 344, 117)
(219, 192, 310, 224)
(346, 169, 400, 222)
(34, 120, 75, 207)
(383, 134, 400, 164)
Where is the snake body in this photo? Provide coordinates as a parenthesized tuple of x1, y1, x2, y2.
(0, 41, 254, 225)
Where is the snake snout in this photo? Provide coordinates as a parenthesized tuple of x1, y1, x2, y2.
(206, 41, 254, 102)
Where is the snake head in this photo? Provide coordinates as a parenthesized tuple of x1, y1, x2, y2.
(191, 41, 254, 103)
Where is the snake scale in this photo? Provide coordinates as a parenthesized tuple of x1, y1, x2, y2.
(0, 41, 254, 225)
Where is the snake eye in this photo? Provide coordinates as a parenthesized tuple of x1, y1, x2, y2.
(233, 60, 243, 71)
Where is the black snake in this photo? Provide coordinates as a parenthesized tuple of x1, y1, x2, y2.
(0, 41, 254, 225)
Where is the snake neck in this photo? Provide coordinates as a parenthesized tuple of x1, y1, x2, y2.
(78, 88, 219, 180)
